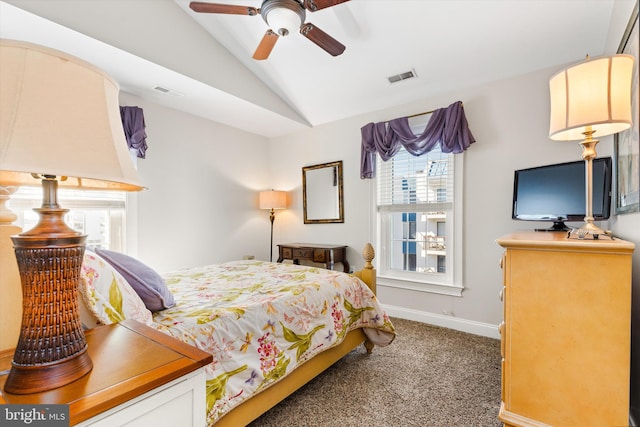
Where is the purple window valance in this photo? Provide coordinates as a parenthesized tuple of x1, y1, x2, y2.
(360, 101, 475, 179)
(120, 106, 148, 159)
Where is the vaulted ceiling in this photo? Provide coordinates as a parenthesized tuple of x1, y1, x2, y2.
(1, 0, 635, 138)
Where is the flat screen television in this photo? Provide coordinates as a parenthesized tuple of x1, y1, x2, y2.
(512, 157, 612, 231)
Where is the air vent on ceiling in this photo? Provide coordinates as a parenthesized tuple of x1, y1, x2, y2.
(388, 69, 417, 84)
(153, 86, 184, 96)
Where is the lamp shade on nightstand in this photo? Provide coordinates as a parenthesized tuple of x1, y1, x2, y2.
(0, 39, 145, 191)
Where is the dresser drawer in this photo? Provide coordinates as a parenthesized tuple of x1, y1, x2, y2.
(281, 248, 293, 259)
(313, 249, 326, 262)
(293, 248, 313, 258)
(501, 358, 506, 403)
(498, 322, 505, 358)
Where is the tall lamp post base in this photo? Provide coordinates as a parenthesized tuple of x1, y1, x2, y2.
(269, 208, 275, 262)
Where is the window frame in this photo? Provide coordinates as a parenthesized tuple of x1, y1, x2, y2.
(7, 186, 134, 253)
(371, 131, 464, 297)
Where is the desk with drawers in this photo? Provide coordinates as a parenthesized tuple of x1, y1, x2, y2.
(277, 243, 349, 272)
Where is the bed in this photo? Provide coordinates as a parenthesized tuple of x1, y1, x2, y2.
(77, 244, 396, 426)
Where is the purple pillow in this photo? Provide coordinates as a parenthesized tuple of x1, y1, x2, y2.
(95, 248, 175, 312)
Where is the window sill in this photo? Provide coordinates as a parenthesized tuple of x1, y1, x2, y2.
(378, 275, 464, 297)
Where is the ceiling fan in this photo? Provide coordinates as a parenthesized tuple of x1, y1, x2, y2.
(189, 0, 350, 60)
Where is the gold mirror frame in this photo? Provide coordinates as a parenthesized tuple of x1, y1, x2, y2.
(302, 160, 344, 224)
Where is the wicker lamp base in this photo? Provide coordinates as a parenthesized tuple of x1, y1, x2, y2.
(3, 204, 93, 395)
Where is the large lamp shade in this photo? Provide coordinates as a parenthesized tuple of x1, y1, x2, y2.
(0, 39, 144, 191)
(259, 190, 287, 210)
(549, 54, 634, 141)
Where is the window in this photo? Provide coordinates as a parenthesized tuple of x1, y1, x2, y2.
(7, 187, 128, 251)
(375, 128, 463, 296)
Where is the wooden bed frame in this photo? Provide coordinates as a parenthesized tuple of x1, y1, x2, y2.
(0, 218, 378, 426)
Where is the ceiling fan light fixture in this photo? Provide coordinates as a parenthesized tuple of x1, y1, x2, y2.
(267, 8, 301, 36)
(261, 0, 306, 37)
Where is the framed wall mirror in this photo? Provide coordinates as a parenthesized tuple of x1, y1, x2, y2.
(302, 160, 344, 224)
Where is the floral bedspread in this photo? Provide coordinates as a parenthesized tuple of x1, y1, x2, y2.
(150, 260, 395, 426)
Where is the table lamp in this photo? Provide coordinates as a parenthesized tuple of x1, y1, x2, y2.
(549, 54, 634, 239)
(0, 39, 144, 394)
(259, 190, 287, 261)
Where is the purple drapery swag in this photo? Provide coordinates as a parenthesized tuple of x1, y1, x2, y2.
(120, 106, 148, 159)
(360, 101, 475, 179)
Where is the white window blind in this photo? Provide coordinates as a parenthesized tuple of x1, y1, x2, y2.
(377, 145, 454, 213)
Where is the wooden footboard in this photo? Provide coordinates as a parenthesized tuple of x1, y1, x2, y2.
(213, 243, 378, 427)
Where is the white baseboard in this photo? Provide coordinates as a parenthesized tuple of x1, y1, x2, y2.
(383, 304, 500, 339)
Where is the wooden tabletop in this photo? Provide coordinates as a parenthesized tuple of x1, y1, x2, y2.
(0, 320, 212, 425)
(496, 231, 635, 253)
(278, 243, 347, 249)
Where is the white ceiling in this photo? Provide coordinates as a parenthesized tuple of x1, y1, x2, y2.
(0, 0, 635, 138)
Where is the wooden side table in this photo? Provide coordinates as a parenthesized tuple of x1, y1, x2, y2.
(0, 320, 212, 426)
(277, 243, 349, 272)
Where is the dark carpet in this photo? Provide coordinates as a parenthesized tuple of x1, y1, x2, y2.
(249, 317, 502, 427)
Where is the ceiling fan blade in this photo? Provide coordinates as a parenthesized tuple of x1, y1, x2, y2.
(303, 0, 350, 12)
(300, 23, 345, 56)
(189, 2, 259, 16)
(253, 30, 279, 60)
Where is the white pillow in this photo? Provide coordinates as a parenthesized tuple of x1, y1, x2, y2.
(79, 249, 153, 326)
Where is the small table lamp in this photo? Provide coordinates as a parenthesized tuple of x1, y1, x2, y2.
(259, 190, 287, 262)
(0, 39, 144, 394)
(549, 54, 634, 239)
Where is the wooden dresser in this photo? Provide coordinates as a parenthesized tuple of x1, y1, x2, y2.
(277, 243, 349, 272)
(0, 320, 212, 426)
(496, 232, 634, 427)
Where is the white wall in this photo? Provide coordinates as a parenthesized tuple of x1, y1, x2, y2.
(119, 93, 273, 272)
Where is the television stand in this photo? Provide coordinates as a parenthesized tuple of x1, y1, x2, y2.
(535, 221, 570, 232)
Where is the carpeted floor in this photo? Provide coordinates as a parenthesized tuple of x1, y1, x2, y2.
(249, 317, 502, 427)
